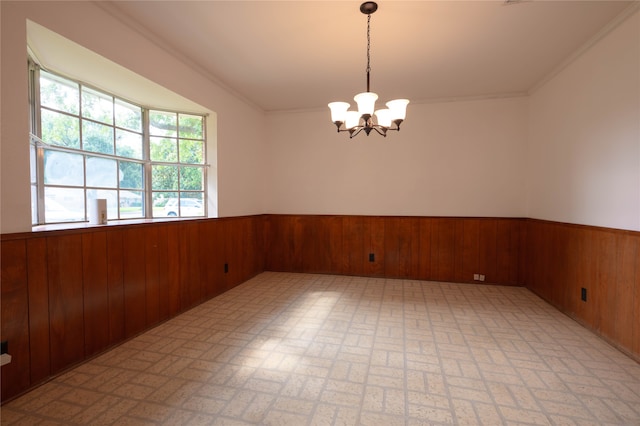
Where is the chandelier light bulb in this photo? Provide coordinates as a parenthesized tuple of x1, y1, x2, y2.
(386, 99, 410, 121)
(374, 108, 392, 128)
(354, 92, 378, 117)
(328, 102, 350, 124)
(345, 111, 362, 130)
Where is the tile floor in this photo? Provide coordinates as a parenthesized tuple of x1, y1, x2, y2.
(1, 272, 639, 425)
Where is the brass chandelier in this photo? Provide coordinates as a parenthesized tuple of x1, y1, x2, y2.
(328, 1, 409, 138)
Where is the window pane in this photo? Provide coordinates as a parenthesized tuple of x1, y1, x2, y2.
(153, 194, 203, 217)
(179, 140, 204, 164)
(152, 165, 178, 190)
(82, 87, 113, 124)
(83, 120, 114, 154)
(152, 192, 178, 217)
(87, 189, 117, 220)
(116, 129, 143, 159)
(44, 187, 85, 222)
(44, 150, 84, 186)
(149, 110, 177, 137)
(179, 114, 203, 139)
(150, 137, 178, 162)
(31, 145, 38, 223)
(31, 184, 38, 224)
(119, 190, 144, 218)
(86, 156, 117, 188)
(115, 99, 142, 132)
(119, 161, 143, 189)
(40, 71, 79, 114)
(41, 109, 80, 148)
(182, 193, 205, 217)
(179, 166, 203, 190)
(30, 144, 37, 183)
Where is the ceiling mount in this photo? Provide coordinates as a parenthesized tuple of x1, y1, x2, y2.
(360, 1, 378, 15)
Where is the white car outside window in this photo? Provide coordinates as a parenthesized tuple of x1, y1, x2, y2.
(163, 198, 203, 217)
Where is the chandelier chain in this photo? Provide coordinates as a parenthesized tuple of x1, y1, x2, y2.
(366, 14, 371, 89)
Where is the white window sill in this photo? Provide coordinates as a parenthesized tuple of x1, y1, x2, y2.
(32, 216, 210, 232)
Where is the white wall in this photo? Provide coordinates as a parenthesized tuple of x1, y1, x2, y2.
(527, 9, 640, 231)
(0, 1, 267, 233)
(2, 2, 637, 234)
(265, 97, 528, 217)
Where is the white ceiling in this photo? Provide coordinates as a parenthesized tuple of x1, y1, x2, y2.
(83, 1, 639, 111)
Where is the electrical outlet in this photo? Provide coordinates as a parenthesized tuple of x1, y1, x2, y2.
(369, 253, 375, 262)
(479, 275, 485, 282)
(581, 287, 587, 302)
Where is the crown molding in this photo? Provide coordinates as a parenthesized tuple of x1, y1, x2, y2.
(93, 1, 264, 113)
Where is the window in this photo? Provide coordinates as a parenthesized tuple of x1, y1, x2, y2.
(29, 63, 207, 225)
(149, 110, 206, 218)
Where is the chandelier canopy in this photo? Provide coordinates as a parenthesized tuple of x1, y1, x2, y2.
(328, 1, 409, 138)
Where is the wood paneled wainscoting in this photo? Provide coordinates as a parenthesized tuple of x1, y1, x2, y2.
(0, 216, 264, 402)
(522, 219, 639, 363)
(264, 215, 524, 285)
(2, 215, 638, 402)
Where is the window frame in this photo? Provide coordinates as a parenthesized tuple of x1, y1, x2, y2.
(29, 60, 208, 225)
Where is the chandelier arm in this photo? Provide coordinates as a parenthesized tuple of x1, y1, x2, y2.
(371, 126, 387, 137)
(349, 127, 364, 139)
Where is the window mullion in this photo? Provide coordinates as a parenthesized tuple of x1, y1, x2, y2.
(202, 117, 208, 217)
(143, 109, 153, 219)
(31, 63, 47, 225)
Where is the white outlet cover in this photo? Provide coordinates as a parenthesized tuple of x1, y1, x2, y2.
(0, 353, 12, 366)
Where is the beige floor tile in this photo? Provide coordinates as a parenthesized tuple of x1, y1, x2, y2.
(2, 272, 639, 425)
